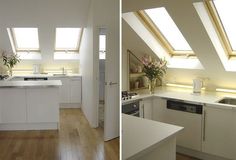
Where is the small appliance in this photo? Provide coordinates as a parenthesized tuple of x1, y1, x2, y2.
(193, 79, 202, 93)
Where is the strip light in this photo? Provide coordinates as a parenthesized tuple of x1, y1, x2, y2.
(166, 83, 205, 90)
(216, 88, 236, 93)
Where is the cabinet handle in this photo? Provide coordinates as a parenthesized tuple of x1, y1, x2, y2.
(203, 110, 206, 141)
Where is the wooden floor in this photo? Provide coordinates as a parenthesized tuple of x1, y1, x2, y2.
(0, 108, 119, 160)
(177, 153, 200, 160)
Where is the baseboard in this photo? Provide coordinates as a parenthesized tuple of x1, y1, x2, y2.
(0, 122, 59, 130)
(60, 103, 81, 108)
(177, 146, 231, 160)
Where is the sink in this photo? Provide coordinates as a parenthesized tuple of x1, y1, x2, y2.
(217, 97, 236, 105)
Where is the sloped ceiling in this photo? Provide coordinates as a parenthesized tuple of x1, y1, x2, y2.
(0, 0, 91, 61)
(122, 0, 236, 90)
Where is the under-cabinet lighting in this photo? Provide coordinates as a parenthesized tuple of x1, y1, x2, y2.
(166, 83, 206, 90)
(216, 88, 236, 93)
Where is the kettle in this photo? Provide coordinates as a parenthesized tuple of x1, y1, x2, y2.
(193, 79, 203, 93)
(33, 64, 41, 74)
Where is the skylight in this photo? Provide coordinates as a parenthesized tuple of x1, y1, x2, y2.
(145, 8, 192, 51)
(12, 28, 39, 51)
(55, 28, 83, 51)
(213, 0, 236, 51)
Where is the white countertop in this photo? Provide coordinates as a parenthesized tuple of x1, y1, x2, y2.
(122, 86, 236, 109)
(0, 80, 62, 88)
(6, 73, 81, 80)
(122, 114, 183, 159)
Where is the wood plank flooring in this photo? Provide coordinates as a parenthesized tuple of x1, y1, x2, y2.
(177, 153, 200, 160)
(0, 108, 119, 160)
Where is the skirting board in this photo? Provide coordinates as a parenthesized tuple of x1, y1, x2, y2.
(60, 103, 81, 108)
(0, 122, 59, 131)
(177, 146, 231, 160)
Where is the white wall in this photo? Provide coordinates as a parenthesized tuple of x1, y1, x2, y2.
(80, 0, 119, 133)
(79, 1, 97, 127)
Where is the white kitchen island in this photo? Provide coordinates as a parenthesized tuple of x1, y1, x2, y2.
(0, 80, 61, 130)
(122, 114, 183, 160)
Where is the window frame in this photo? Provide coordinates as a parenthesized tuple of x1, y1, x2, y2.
(135, 10, 195, 58)
(9, 28, 40, 52)
(204, 0, 236, 58)
(54, 28, 84, 53)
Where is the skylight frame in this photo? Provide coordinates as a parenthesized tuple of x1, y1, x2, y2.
(54, 28, 84, 53)
(204, 0, 236, 58)
(9, 28, 40, 52)
(136, 10, 195, 58)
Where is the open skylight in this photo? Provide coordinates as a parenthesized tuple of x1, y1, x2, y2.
(55, 28, 83, 51)
(213, 0, 236, 50)
(205, 0, 236, 57)
(145, 8, 192, 51)
(135, 7, 194, 57)
(11, 28, 40, 51)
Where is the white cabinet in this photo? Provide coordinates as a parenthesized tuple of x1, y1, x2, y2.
(202, 105, 236, 159)
(26, 88, 59, 123)
(140, 98, 153, 120)
(70, 78, 82, 103)
(49, 76, 82, 105)
(0, 88, 27, 123)
(53, 77, 70, 103)
(153, 98, 202, 151)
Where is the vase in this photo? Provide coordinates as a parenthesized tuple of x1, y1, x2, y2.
(148, 78, 156, 94)
(8, 68, 13, 76)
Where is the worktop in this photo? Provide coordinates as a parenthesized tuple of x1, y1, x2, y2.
(6, 73, 81, 81)
(122, 86, 236, 109)
(122, 114, 183, 160)
(0, 80, 62, 88)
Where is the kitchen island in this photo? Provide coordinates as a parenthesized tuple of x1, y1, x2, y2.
(0, 80, 61, 130)
(122, 114, 183, 160)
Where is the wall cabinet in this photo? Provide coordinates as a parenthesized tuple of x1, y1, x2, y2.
(140, 98, 153, 120)
(202, 105, 236, 159)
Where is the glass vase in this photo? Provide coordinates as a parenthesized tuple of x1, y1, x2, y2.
(8, 68, 13, 76)
(148, 78, 156, 94)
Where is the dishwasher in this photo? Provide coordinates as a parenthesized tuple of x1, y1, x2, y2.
(156, 99, 203, 151)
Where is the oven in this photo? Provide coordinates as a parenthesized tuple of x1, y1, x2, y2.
(122, 100, 140, 117)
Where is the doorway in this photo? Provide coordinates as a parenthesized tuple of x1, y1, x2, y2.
(98, 28, 106, 128)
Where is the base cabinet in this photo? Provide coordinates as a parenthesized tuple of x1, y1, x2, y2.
(153, 98, 202, 151)
(0, 88, 27, 123)
(49, 77, 82, 105)
(140, 98, 153, 120)
(202, 105, 236, 159)
(27, 88, 59, 123)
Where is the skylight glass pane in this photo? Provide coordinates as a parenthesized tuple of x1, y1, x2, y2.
(213, 0, 236, 51)
(13, 28, 39, 50)
(145, 7, 192, 51)
(55, 28, 82, 50)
